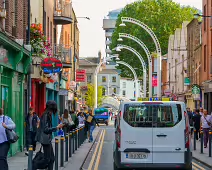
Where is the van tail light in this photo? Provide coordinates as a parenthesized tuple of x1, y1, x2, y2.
(184, 111, 190, 148)
(119, 111, 122, 117)
(117, 126, 121, 148)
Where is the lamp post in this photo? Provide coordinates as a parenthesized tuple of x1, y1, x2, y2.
(73, 16, 90, 111)
(119, 17, 162, 97)
(94, 55, 120, 108)
(116, 61, 139, 100)
(118, 33, 152, 97)
(115, 44, 147, 98)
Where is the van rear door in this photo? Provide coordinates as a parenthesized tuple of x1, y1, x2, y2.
(120, 103, 153, 164)
(151, 103, 185, 163)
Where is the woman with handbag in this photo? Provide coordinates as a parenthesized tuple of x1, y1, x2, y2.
(0, 108, 16, 170)
(35, 101, 63, 170)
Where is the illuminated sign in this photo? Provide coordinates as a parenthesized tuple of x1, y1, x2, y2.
(40, 57, 62, 74)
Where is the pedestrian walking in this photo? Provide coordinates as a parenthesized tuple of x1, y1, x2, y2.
(61, 109, 74, 134)
(35, 101, 64, 170)
(86, 109, 99, 142)
(25, 107, 40, 156)
(192, 109, 201, 140)
(201, 109, 212, 148)
(199, 107, 204, 116)
(187, 108, 194, 136)
(0, 108, 16, 170)
(70, 110, 79, 130)
(78, 110, 85, 126)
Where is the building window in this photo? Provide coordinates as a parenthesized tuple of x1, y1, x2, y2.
(122, 90, 126, 97)
(204, 5, 207, 31)
(134, 82, 136, 88)
(204, 45, 206, 72)
(113, 88, 117, 94)
(47, 17, 49, 39)
(87, 75, 92, 83)
(112, 76, 116, 82)
(50, 22, 52, 44)
(102, 88, 106, 96)
(123, 82, 126, 88)
(102, 76, 106, 82)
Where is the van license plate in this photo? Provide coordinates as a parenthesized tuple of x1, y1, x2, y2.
(127, 152, 148, 159)
(99, 119, 103, 120)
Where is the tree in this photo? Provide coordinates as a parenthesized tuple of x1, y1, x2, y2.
(85, 84, 103, 109)
(110, 0, 198, 78)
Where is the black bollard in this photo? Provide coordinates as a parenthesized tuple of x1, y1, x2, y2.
(194, 129, 196, 150)
(65, 134, 69, 162)
(55, 138, 59, 170)
(69, 132, 72, 157)
(200, 130, 203, 154)
(60, 137, 64, 167)
(209, 130, 212, 157)
(73, 130, 75, 154)
(75, 128, 78, 150)
(27, 145, 33, 170)
(78, 128, 80, 148)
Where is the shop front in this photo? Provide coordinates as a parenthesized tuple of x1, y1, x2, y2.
(0, 32, 31, 156)
(59, 78, 68, 115)
(185, 92, 195, 110)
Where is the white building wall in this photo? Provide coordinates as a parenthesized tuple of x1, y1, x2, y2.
(119, 79, 141, 100)
(167, 21, 189, 97)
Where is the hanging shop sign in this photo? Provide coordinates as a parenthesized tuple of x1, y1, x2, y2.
(152, 76, 157, 87)
(40, 57, 63, 74)
(192, 84, 200, 100)
(184, 77, 190, 86)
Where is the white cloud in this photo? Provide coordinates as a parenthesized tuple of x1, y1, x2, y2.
(72, 0, 202, 58)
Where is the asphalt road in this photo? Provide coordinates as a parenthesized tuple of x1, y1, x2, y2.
(90, 121, 210, 170)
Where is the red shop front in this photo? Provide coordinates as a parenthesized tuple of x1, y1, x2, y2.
(31, 79, 46, 116)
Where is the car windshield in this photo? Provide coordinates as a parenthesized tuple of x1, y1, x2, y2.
(123, 103, 182, 128)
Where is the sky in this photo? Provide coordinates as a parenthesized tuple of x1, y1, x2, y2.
(72, 0, 202, 58)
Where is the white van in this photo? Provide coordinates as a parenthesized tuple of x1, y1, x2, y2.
(113, 101, 192, 170)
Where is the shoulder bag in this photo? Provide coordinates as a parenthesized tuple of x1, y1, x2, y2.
(3, 116, 19, 144)
(32, 146, 49, 169)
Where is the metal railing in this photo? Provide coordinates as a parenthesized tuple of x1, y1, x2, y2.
(54, 44, 72, 63)
(54, 0, 72, 19)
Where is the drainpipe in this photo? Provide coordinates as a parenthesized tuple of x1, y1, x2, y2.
(27, 0, 31, 113)
(2, 0, 5, 30)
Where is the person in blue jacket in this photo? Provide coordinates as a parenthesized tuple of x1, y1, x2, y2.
(0, 108, 16, 170)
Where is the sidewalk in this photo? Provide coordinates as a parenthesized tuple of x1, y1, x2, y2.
(8, 128, 100, 170)
(191, 138, 212, 168)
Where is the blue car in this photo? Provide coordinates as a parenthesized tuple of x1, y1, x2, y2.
(94, 108, 109, 126)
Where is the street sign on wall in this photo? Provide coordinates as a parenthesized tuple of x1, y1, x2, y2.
(152, 76, 157, 87)
(76, 69, 86, 82)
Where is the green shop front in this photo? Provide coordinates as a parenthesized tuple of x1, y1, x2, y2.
(0, 32, 31, 156)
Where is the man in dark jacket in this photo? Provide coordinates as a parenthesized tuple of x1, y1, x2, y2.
(25, 107, 40, 156)
(35, 101, 63, 170)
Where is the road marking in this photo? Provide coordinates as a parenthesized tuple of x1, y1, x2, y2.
(192, 162, 205, 170)
(94, 129, 106, 170)
(87, 130, 104, 170)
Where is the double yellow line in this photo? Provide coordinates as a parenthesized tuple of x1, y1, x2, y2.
(88, 129, 106, 170)
(192, 162, 205, 170)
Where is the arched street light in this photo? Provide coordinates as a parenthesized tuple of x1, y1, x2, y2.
(119, 17, 162, 97)
(115, 44, 147, 97)
(116, 61, 140, 100)
(118, 33, 153, 97)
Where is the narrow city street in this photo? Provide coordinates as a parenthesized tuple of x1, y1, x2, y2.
(82, 121, 211, 170)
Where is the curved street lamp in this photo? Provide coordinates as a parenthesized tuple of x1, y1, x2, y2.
(115, 44, 147, 97)
(118, 33, 153, 97)
(116, 61, 140, 100)
(120, 17, 162, 97)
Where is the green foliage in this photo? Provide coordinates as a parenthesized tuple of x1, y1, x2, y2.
(85, 84, 103, 109)
(110, 0, 198, 78)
